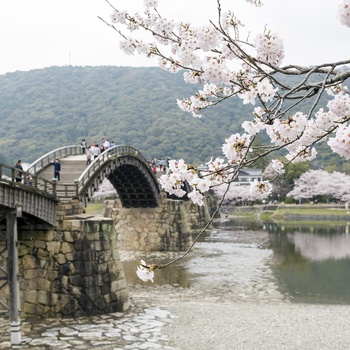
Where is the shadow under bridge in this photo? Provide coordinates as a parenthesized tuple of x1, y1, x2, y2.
(78, 145, 161, 208)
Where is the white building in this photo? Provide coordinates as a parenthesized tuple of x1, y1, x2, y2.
(234, 168, 263, 184)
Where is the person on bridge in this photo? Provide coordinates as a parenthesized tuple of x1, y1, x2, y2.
(15, 160, 23, 183)
(25, 175, 33, 186)
(51, 159, 61, 181)
(103, 139, 110, 150)
(91, 144, 100, 159)
(81, 139, 87, 155)
(86, 146, 92, 166)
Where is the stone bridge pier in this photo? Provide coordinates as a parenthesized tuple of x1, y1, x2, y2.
(0, 146, 218, 322)
(1, 194, 217, 318)
(103, 193, 217, 252)
(1, 200, 130, 318)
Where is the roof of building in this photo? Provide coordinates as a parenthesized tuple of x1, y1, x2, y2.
(238, 168, 263, 176)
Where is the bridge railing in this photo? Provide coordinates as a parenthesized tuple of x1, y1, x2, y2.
(76, 145, 152, 198)
(27, 145, 81, 175)
(54, 182, 79, 200)
(0, 163, 58, 198)
(3, 145, 155, 201)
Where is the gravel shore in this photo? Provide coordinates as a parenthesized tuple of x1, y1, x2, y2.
(1, 283, 349, 349)
(123, 234, 350, 350)
(165, 301, 350, 350)
(1, 239, 349, 349)
(131, 285, 350, 350)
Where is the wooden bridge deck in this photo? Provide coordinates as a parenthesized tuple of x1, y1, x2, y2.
(37, 155, 87, 183)
(1, 145, 161, 221)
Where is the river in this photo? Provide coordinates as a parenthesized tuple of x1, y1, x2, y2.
(122, 218, 350, 305)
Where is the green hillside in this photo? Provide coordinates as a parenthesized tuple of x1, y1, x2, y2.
(0, 66, 347, 171)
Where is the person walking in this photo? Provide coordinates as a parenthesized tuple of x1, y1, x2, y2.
(103, 139, 110, 151)
(15, 160, 23, 183)
(81, 139, 87, 154)
(25, 175, 33, 186)
(91, 144, 100, 159)
(152, 163, 157, 175)
(86, 146, 92, 166)
(52, 159, 61, 181)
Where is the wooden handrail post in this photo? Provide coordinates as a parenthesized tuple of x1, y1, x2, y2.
(74, 179, 79, 198)
(52, 178, 58, 197)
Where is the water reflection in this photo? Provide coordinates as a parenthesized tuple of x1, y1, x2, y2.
(289, 232, 350, 261)
(267, 222, 350, 304)
(122, 220, 350, 304)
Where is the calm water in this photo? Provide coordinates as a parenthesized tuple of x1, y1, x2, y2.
(122, 219, 350, 304)
(266, 221, 350, 304)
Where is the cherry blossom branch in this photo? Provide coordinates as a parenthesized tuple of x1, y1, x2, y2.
(101, 0, 350, 281)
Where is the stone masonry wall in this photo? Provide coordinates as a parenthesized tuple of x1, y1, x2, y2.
(184, 194, 218, 234)
(1, 194, 218, 317)
(13, 200, 130, 317)
(103, 193, 217, 252)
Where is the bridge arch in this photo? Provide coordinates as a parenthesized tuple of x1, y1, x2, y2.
(78, 146, 160, 207)
(27, 145, 160, 207)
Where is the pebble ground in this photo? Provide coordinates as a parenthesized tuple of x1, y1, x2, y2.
(2, 248, 350, 349)
(0, 294, 180, 350)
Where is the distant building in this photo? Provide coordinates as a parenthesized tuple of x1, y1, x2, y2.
(233, 168, 263, 184)
(197, 165, 263, 184)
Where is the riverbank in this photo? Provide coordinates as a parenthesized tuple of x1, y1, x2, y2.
(2, 229, 350, 349)
(226, 203, 350, 223)
(2, 201, 343, 349)
(132, 285, 350, 350)
(86, 200, 350, 223)
(2, 284, 350, 350)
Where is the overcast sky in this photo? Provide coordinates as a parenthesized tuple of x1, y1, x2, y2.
(0, 0, 348, 76)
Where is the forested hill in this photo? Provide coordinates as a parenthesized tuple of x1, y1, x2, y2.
(0, 65, 347, 171)
(0, 66, 247, 166)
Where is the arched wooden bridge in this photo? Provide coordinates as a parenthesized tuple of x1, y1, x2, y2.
(0, 145, 160, 341)
(0, 145, 161, 226)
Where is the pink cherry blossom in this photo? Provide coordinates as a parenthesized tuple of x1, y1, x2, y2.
(254, 31, 285, 67)
(249, 180, 272, 199)
(105, 0, 350, 205)
(271, 160, 285, 174)
(287, 170, 350, 202)
(136, 260, 154, 282)
(246, 0, 264, 6)
(222, 133, 251, 162)
(338, 0, 350, 28)
(188, 189, 205, 206)
(328, 124, 350, 159)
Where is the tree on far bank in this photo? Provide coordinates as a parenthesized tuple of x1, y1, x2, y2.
(263, 161, 310, 201)
(287, 170, 350, 202)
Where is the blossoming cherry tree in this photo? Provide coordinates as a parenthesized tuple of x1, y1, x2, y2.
(101, 0, 350, 280)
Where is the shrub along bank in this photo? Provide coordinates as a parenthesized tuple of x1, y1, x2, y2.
(227, 204, 350, 223)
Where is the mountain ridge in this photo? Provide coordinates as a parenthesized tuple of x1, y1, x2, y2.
(0, 66, 348, 172)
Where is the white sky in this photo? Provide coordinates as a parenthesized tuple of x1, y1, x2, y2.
(0, 0, 349, 76)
